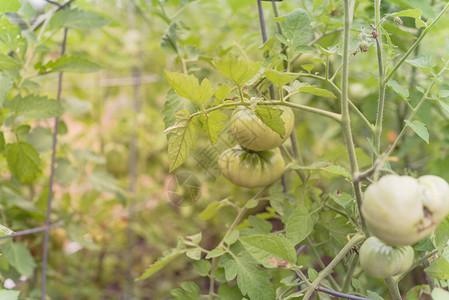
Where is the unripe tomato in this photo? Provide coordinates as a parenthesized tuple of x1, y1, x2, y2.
(362, 174, 449, 246)
(359, 236, 414, 279)
(51, 228, 67, 249)
(218, 145, 285, 188)
(230, 106, 294, 151)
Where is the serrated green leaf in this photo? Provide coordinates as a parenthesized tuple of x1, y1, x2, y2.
(3, 242, 36, 277)
(240, 234, 297, 266)
(171, 282, 201, 300)
(440, 101, 449, 115)
(322, 165, 351, 179)
(10, 95, 62, 119)
(164, 113, 201, 172)
(286, 207, 319, 245)
(6, 142, 41, 183)
(406, 55, 435, 72)
(387, 79, 410, 99)
(0, 290, 20, 300)
(193, 260, 211, 277)
(425, 249, 449, 280)
(280, 9, 312, 53)
(367, 290, 384, 300)
(405, 120, 429, 144)
(164, 70, 214, 105)
(436, 220, 449, 253)
(215, 85, 232, 102)
(265, 69, 297, 87)
(0, 73, 12, 107)
(0, 223, 13, 235)
(162, 90, 199, 130)
(224, 230, 240, 246)
(226, 252, 275, 300)
(391, 9, 423, 19)
(213, 55, 261, 86)
(0, 0, 21, 13)
(199, 200, 230, 220)
(160, 22, 179, 55)
(200, 111, 227, 144)
(41, 55, 101, 73)
(308, 268, 319, 281)
(186, 248, 201, 260)
(138, 248, 186, 280)
(206, 247, 225, 259)
(255, 106, 285, 137)
(294, 82, 336, 99)
(49, 9, 110, 30)
(0, 53, 20, 70)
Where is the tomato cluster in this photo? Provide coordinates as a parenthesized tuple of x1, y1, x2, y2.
(218, 105, 294, 188)
(359, 174, 449, 278)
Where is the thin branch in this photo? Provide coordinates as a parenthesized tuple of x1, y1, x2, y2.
(302, 233, 366, 300)
(384, 2, 449, 84)
(44, 0, 63, 8)
(0, 222, 63, 239)
(41, 26, 68, 300)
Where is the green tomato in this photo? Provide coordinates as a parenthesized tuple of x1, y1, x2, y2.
(218, 145, 285, 188)
(230, 106, 294, 151)
(362, 174, 449, 246)
(359, 236, 414, 279)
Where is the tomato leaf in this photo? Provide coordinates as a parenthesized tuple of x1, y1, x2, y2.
(279, 9, 312, 53)
(224, 252, 275, 300)
(164, 70, 214, 106)
(164, 112, 201, 172)
(215, 84, 232, 102)
(138, 248, 186, 280)
(405, 120, 429, 144)
(199, 111, 227, 144)
(213, 55, 261, 87)
(199, 200, 230, 220)
(162, 90, 199, 130)
(160, 22, 179, 55)
(435, 219, 449, 253)
(240, 234, 297, 266)
(6, 142, 41, 183)
(49, 9, 111, 30)
(390, 9, 423, 19)
(10, 95, 62, 119)
(2, 242, 36, 277)
(0, 0, 21, 13)
(0, 53, 21, 70)
(387, 79, 410, 100)
(424, 249, 449, 280)
(405, 55, 435, 73)
(286, 206, 319, 245)
(0, 290, 20, 300)
(254, 106, 285, 137)
(39, 55, 101, 73)
(265, 69, 297, 87)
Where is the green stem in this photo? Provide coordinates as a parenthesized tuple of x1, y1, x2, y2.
(375, 0, 381, 24)
(374, 38, 385, 152)
(296, 73, 374, 132)
(342, 253, 359, 292)
(385, 277, 402, 300)
(340, 0, 366, 231)
(384, 2, 449, 84)
(384, 58, 449, 159)
(302, 233, 365, 300)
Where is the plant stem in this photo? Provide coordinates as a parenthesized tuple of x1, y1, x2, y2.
(207, 187, 267, 299)
(384, 2, 449, 84)
(295, 73, 374, 132)
(342, 253, 359, 292)
(384, 58, 449, 159)
(307, 238, 341, 291)
(340, 0, 366, 231)
(374, 37, 386, 152)
(41, 26, 68, 300)
(302, 233, 365, 300)
(385, 277, 402, 300)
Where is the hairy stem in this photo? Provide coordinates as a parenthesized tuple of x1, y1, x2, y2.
(302, 233, 365, 300)
(385, 277, 402, 300)
(340, 0, 366, 231)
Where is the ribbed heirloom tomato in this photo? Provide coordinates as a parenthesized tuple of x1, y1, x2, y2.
(359, 236, 414, 279)
(362, 174, 449, 246)
(218, 145, 285, 188)
(230, 106, 294, 151)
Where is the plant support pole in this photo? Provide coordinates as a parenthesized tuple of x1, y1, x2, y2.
(41, 27, 69, 300)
